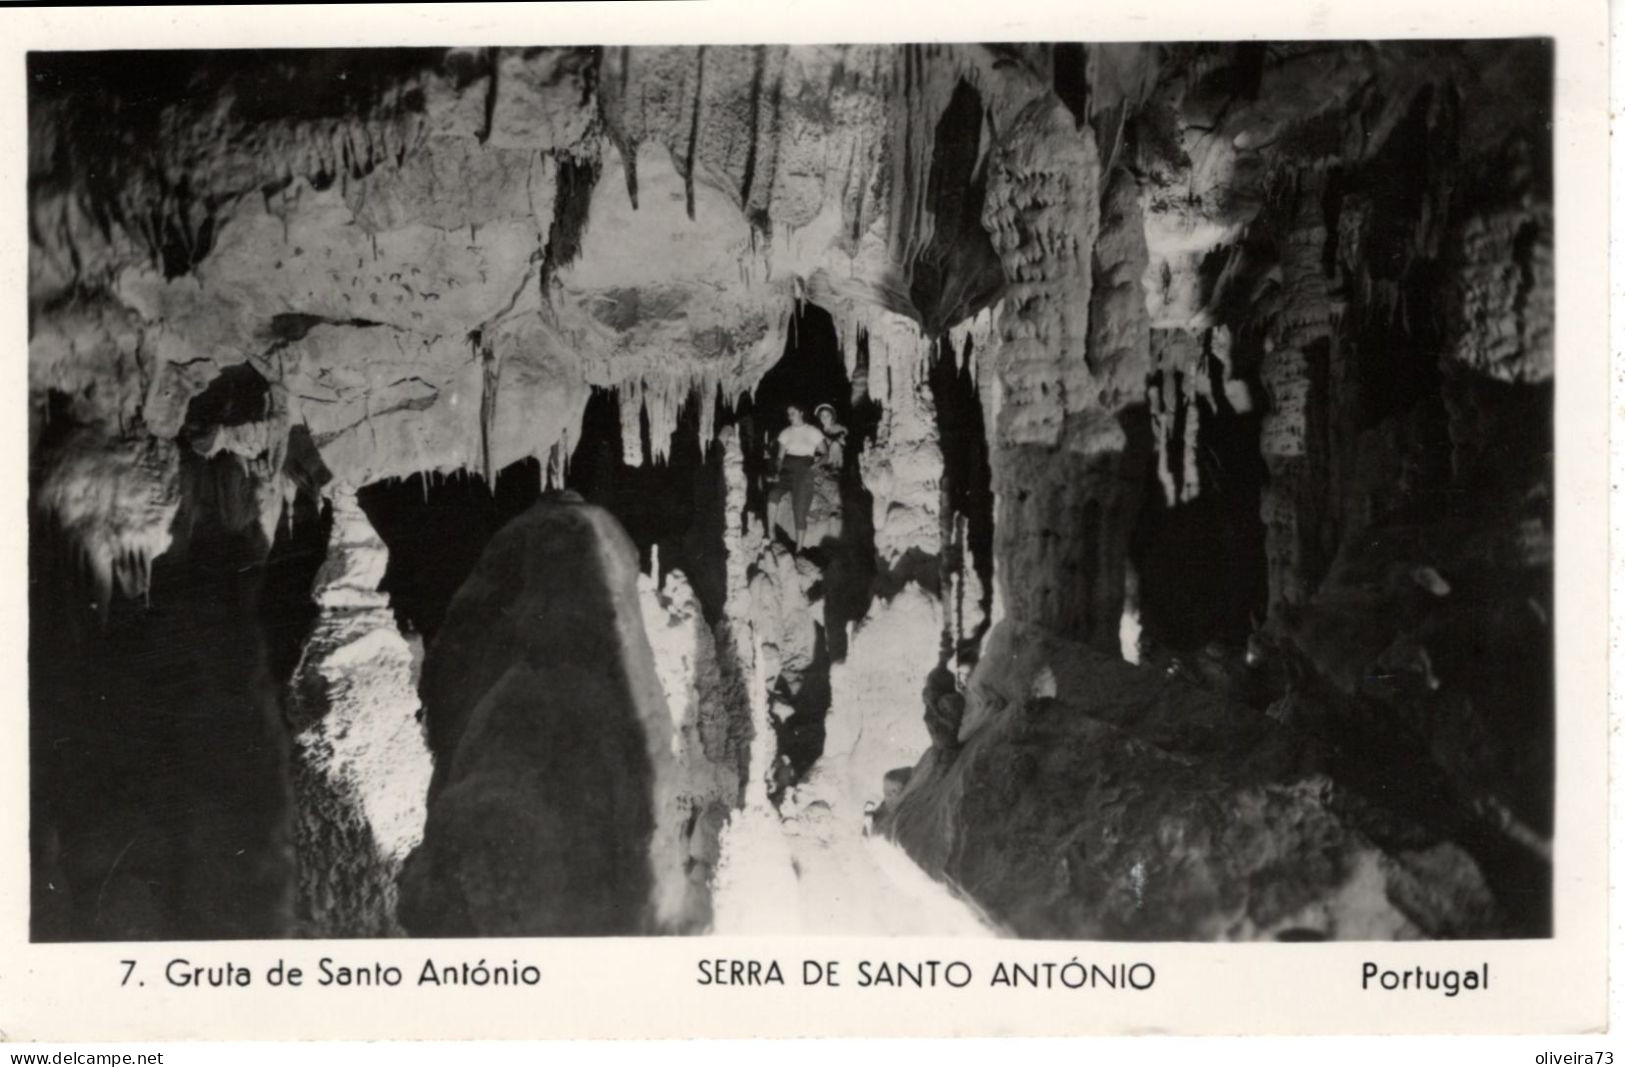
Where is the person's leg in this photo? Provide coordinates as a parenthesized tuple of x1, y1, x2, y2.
(790, 457, 813, 550)
(766, 466, 795, 546)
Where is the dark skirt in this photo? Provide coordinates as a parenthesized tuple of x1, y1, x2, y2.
(772, 454, 815, 531)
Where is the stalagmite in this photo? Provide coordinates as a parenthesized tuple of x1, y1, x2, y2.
(1119, 560, 1143, 665)
(708, 427, 799, 930)
(541, 390, 590, 490)
(1150, 367, 1179, 507)
(856, 311, 944, 566)
(399, 501, 681, 936)
(810, 584, 938, 815)
(717, 426, 765, 794)
(637, 564, 741, 929)
(289, 485, 433, 937)
(1180, 353, 1203, 505)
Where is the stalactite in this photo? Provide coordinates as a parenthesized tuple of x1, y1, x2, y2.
(846, 307, 943, 567)
(477, 46, 501, 146)
(618, 377, 646, 467)
(683, 47, 708, 222)
(469, 329, 500, 488)
(609, 364, 733, 468)
(695, 369, 720, 454)
(884, 44, 988, 283)
(642, 373, 684, 465)
(1147, 328, 1212, 508)
(833, 307, 864, 385)
(539, 391, 589, 491)
(1180, 369, 1202, 504)
(739, 47, 767, 217)
(946, 304, 997, 376)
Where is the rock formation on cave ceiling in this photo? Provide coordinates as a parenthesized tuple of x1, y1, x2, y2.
(29, 41, 1553, 940)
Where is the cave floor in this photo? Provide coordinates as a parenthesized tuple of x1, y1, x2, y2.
(710, 805, 994, 936)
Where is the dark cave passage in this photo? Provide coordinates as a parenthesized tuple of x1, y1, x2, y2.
(768, 627, 833, 800)
(30, 366, 345, 942)
(909, 77, 1004, 335)
(927, 335, 995, 667)
(30, 452, 294, 942)
(260, 487, 333, 688)
(730, 303, 889, 801)
(739, 302, 882, 657)
(358, 460, 547, 644)
(1130, 354, 1270, 656)
(566, 388, 729, 623)
(362, 381, 737, 643)
(738, 301, 872, 519)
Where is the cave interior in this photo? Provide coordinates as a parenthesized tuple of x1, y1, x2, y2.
(28, 40, 1554, 941)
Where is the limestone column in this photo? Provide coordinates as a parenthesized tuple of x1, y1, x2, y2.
(289, 484, 433, 937)
(981, 98, 1148, 650)
(1259, 171, 1334, 614)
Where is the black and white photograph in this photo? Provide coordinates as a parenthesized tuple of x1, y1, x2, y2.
(23, 31, 1565, 955)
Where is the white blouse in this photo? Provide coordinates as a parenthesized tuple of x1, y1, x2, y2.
(778, 424, 825, 457)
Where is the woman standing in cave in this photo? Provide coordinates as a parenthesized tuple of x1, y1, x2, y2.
(814, 403, 848, 472)
(772, 403, 824, 552)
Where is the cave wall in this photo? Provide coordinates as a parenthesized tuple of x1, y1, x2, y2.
(879, 40, 1555, 938)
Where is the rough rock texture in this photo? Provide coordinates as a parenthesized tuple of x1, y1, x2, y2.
(981, 97, 1103, 450)
(398, 500, 682, 936)
(978, 97, 1149, 651)
(1267, 490, 1556, 879)
(748, 544, 823, 710)
(289, 486, 432, 937)
(717, 426, 769, 799)
(882, 621, 1500, 940)
(26, 46, 1036, 500)
(712, 573, 986, 936)
(29, 40, 1077, 504)
(1257, 169, 1335, 613)
(858, 315, 943, 569)
(877, 39, 1554, 938)
(35, 428, 183, 612)
(30, 453, 295, 941)
(811, 583, 939, 814)
(1448, 203, 1554, 383)
(637, 565, 743, 930)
